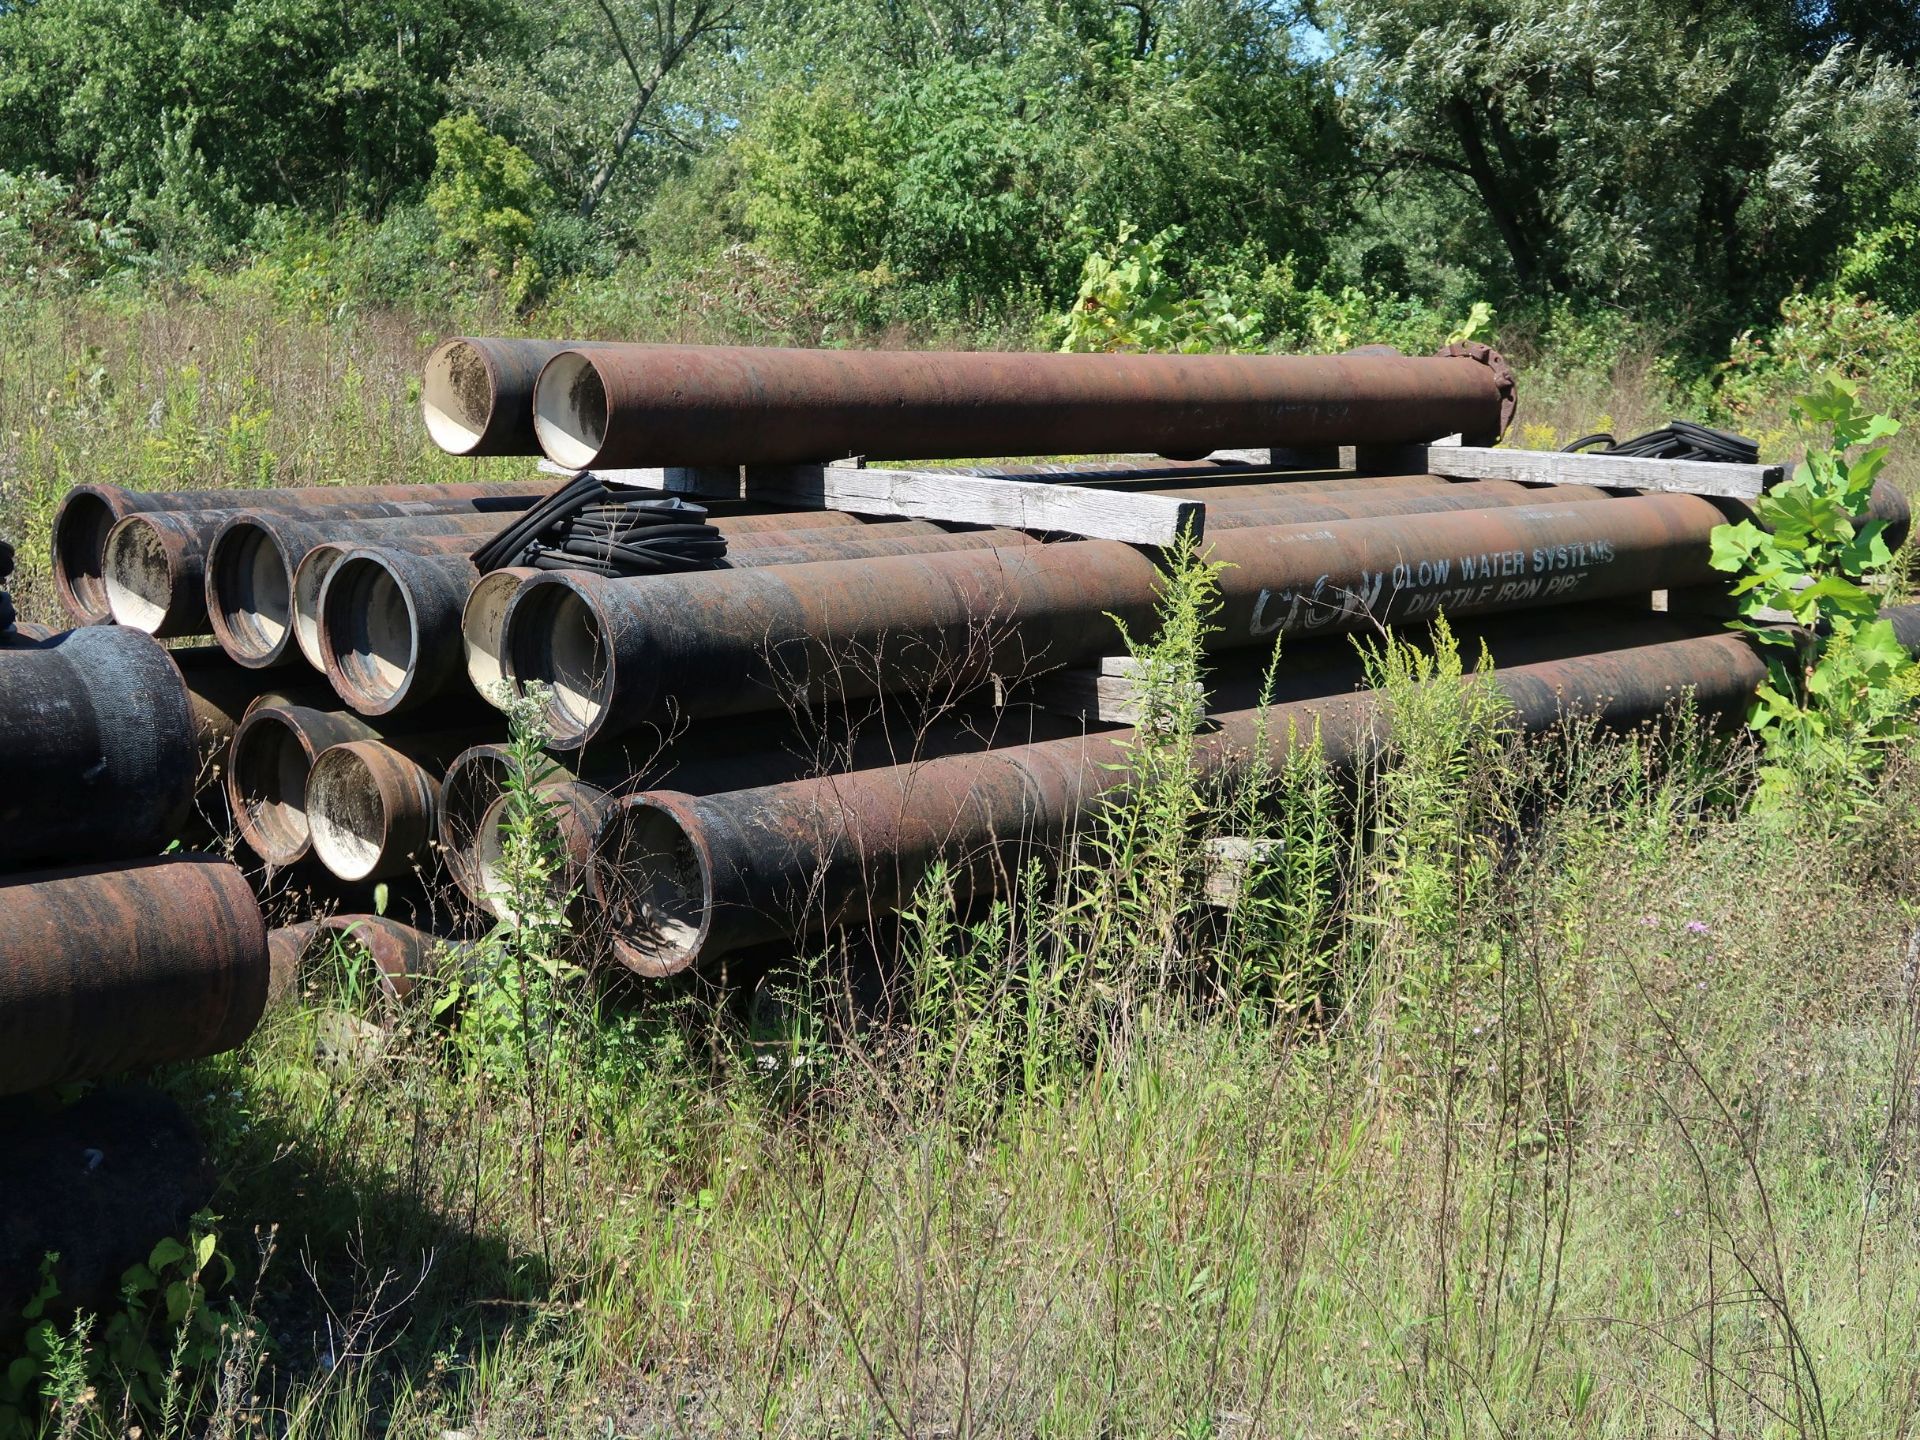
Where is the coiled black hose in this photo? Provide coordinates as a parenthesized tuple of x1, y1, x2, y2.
(471, 476, 725, 577)
(1562, 420, 1759, 465)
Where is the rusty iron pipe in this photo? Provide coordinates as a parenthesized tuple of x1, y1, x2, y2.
(531, 344, 1516, 468)
(0, 856, 269, 1091)
(227, 703, 386, 865)
(592, 611, 1920, 975)
(0, 628, 197, 867)
(508, 491, 1753, 746)
(265, 915, 451, 1009)
(425, 338, 612, 456)
(306, 735, 479, 881)
(55, 480, 552, 626)
(106, 506, 523, 639)
(453, 701, 1094, 915)
(204, 510, 528, 666)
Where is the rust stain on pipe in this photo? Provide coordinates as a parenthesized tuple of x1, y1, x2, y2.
(531, 344, 1515, 469)
(0, 856, 269, 1094)
(510, 491, 1742, 747)
(57, 480, 551, 626)
(588, 613, 1844, 975)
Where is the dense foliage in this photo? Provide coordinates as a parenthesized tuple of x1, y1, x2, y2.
(0, 0, 1913, 367)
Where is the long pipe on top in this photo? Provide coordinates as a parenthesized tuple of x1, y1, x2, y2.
(589, 608, 1920, 976)
(54, 480, 552, 626)
(527, 343, 1518, 469)
(500, 487, 1811, 748)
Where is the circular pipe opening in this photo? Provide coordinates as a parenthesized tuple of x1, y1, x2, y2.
(55, 492, 115, 617)
(292, 545, 346, 671)
(593, 800, 709, 975)
(307, 748, 388, 882)
(474, 792, 519, 922)
(532, 352, 607, 470)
(422, 340, 496, 455)
(102, 517, 173, 632)
(462, 570, 526, 706)
(440, 748, 516, 908)
(323, 556, 416, 710)
(230, 712, 316, 863)
(509, 582, 610, 741)
(210, 523, 292, 661)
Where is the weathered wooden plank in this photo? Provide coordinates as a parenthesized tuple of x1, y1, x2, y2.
(739, 463, 1203, 546)
(1417, 446, 1781, 499)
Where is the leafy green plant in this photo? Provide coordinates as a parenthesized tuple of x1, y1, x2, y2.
(443, 683, 585, 1076)
(1057, 224, 1264, 354)
(1708, 377, 1915, 801)
(1, 1215, 243, 1438)
(426, 114, 550, 307)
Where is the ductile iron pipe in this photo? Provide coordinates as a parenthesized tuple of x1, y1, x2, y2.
(227, 703, 385, 866)
(507, 491, 1748, 747)
(0, 856, 269, 1093)
(591, 612, 1920, 976)
(530, 343, 1517, 469)
(0, 627, 198, 867)
(56, 480, 551, 626)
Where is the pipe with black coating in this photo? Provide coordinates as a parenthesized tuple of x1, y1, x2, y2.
(0, 627, 198, 867)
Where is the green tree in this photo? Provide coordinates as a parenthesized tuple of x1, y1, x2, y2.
(0, 0, 519, 248)
(1313, 0, 1920, 327)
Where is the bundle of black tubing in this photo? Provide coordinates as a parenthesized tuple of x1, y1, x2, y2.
(471, 475, 725, 577)
(1563, 421, 1759, 465)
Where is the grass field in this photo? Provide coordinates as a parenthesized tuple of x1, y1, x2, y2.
(6, 281, 1920, 1437)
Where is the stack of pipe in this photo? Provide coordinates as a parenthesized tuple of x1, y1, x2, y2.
(0, 628, 271, 1097)
(25, 335, 1907, 1002)
(400, 336, 1917, 982)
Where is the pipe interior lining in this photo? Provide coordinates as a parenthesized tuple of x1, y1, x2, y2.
(232, 715, 314, 860)
(531, 352, 606, 470)
(598, 804, 706, 970)
(462, 571, 523, 704)
(213, 526, 291, 656)
(307, 749, 387, 882)
(327, 558, 414, 706)
(292, 546, 346, 670)
(57, 493, 115, 614)
(102, 519, 173, 632)
(511, 585, 610, 736)
(421, 341, 494, 455)
(442, 751, 515, 908)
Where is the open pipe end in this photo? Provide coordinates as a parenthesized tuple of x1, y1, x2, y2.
(102, 516, 176, 633)
(422, 340, 498, 456)
(52, 490, 116, 621)
(227, 709, 318, 865)
(306, 745, 394, 883)
(462, 568, 533, 709)
(321, 554, 417, 714)
(506, 577, 613, 747)
(532, 351, 609, 470)
(439, 745, 518, 909)
(208, 520, 294, 666)
(475, 781, 603, 923)
(292, 545, 346, 672)
(591, 795, 711, 977)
